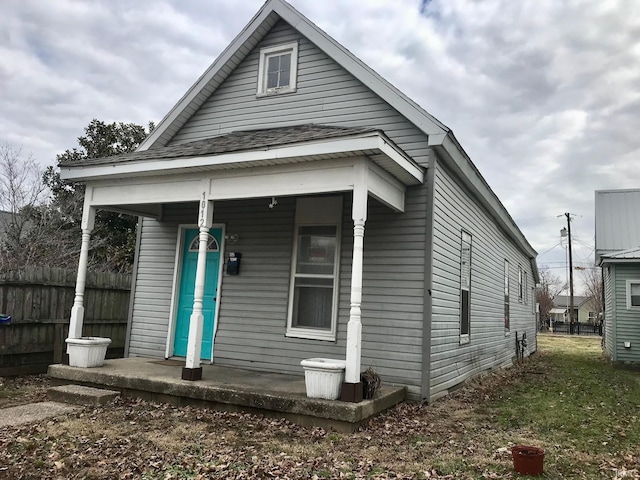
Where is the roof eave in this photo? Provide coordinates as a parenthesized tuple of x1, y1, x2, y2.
(430, 130, 538, 279)
(61, 133, 424, 186)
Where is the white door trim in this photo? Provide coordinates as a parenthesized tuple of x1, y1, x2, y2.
(164, 223, 226, 362)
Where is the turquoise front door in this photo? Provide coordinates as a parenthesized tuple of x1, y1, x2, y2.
(173, 228, 222, 360)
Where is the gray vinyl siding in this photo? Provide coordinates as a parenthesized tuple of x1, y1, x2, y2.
(130, 18, 536, 400)
(603, 265, 614, 359)
(429, 156, 536, 399)
(611, 264, 640, 364)
(167, 20, 430, 168)
(127, 192, 427, 400)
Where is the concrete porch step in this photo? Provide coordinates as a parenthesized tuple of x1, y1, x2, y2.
(48, 384, 120, 406)
(48, 359, 407, 431)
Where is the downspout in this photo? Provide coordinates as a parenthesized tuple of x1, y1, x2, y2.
(420, 152, 436, 403)
(124, 216, 143, 358)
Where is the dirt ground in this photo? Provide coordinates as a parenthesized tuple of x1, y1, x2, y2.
(0, 337, 638, 479)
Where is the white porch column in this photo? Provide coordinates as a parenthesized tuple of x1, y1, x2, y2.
(344, 177, 368, 399)
(182, 193, 213, 381)
(68, 205, 96, 341)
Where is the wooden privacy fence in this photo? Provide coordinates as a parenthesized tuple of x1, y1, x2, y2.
(0, 267, 131, 375)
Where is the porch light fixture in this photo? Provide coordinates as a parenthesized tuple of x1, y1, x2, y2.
(268, 197, 278, 209)
(225, 233, 240, 244)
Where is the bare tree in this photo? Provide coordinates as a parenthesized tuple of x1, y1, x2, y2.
(536, 266, 565, 329)
(0, 144, 48, 270)
(581, 267, 603, 323)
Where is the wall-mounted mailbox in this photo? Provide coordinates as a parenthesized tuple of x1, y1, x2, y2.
(227, 252, 242, 275)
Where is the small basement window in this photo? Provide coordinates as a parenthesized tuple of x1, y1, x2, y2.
(257, 41, 299, 96)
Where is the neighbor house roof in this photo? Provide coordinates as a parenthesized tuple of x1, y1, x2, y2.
(600, 246, 640, 263)
(553, 295, 592, 308)
(595, 189, 640, 263)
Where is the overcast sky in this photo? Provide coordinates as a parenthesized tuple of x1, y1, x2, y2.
(2, 0, 639, 291)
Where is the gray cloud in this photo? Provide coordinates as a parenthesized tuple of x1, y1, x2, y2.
(1, 0, 639, 290)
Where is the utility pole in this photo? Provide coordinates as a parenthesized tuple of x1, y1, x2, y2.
(559, 212, 576, 333)
(565, 212, 575, 332)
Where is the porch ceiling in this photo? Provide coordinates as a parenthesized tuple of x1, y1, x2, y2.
(60, 124, 424, 187)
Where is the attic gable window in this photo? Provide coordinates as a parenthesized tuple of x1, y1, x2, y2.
(257, 42, 298, 96)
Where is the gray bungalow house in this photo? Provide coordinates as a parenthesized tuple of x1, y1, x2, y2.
(596, 189, 640, 365)
(60, 0, 538, 402)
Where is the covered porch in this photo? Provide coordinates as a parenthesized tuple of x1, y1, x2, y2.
(59, 124, 425, 404)
(48, 357, 406, 432)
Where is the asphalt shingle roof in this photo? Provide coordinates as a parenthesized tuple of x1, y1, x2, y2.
(60, 124, 378, 168)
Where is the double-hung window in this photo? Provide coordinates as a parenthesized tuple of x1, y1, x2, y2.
(504, 259, 510, 332)
(626, 280, 640, 309)
(257, 41, 298, 96)
(460, 231, 472, 344)
(518, 266, 524, 302)
(287, 197, 342, 340)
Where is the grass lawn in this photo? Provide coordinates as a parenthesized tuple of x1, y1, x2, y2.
(1, 335, 639, 479)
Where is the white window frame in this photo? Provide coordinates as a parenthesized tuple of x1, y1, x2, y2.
(518, 265, 524, 302)
(626, 280, 640, 309)
(256, 41, 299, 97)
(459, 231, 472, 345)
(504, 259, 510, 334)
(286, 197, 342, 341)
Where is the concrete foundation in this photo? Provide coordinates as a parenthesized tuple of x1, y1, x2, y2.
(48, 358, 406, 432)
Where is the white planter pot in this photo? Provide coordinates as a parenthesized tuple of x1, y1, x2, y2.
(66, 337, 111, 368)
(300, 358, 346, 400)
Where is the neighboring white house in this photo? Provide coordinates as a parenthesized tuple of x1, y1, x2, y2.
(60, 0, 538, 402)
(596, 189, 640, 365)
(550, 295, 597, 324)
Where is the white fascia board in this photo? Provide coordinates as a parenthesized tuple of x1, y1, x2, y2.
(376, 137, 424, 183)
(61, 133, 423, 186)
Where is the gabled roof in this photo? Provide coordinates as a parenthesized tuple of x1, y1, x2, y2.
(131, 0, 537, 279)
(138, 0, 449, 151)
(595, 189, 640, 263)
(553, 295, 592, 309)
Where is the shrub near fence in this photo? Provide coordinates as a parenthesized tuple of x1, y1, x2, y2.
(0, 267, 131, 375)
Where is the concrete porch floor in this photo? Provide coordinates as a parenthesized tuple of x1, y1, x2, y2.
(48, 358, 406, 432)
